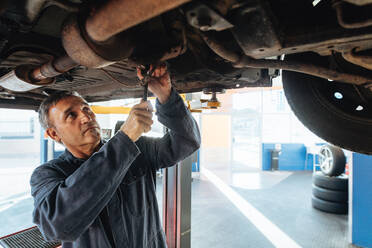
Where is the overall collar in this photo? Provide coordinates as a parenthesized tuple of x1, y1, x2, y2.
(61, 140, 105, 166)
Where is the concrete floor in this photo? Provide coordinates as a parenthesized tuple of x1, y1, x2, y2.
(186, 159, 357, 248)
(0, 155, 358, 248)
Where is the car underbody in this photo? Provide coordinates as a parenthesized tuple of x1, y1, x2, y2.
(1, 0, 372, 153)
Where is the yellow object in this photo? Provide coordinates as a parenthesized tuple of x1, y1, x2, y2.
(190, 109, 202, 113)
(180, 94, 186, 101)
(91, 93, 220, 114)
(197, 99, 221, 108)
(91, 105, 132, 114)
(206, 101, 220, 108)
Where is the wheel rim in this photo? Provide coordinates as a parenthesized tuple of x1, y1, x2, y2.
(319, 146, 334, 174)
(314, 81, 372, 122)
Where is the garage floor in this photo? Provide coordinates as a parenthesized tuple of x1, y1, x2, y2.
(157, 159, 359, 248)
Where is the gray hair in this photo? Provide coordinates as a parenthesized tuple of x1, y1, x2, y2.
(38, 91, 84, 130)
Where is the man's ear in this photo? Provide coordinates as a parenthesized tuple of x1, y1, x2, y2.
(46, 127, 62, 143)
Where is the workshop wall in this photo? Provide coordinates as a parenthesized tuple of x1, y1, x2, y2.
(201, 114, 231, 166)
(262, 143, 308, 171)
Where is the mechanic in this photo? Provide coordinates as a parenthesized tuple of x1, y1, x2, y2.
(30, 63, 201, 248)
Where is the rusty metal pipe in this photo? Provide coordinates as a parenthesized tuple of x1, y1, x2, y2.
(31, 68, 45, 81)
(53, 54, 79, 72)
(0, 65, 55, 92)
(342, 51, 372, 70)
(201, 33, 372, 86)
(85, 0, 191, 43)
(333, 1, 372, 29)
(31, 55, 78, 81)
(23, 0, 191, 86)
(236, 56, 372, 85)
(201, 34, 240, 63)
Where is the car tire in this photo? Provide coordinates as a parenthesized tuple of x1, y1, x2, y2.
(282, 52, 372, 154)
(312, 184, 348, 203)
(313, 172, 348, 191)
(318, 144, 346, 177)
(312, 196, 348, 214)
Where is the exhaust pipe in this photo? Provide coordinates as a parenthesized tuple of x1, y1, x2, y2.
(61, 0, 191, 68)
(1, 0, 190, 92)
(0, 65, 55, 92)
(85, 0, 191, 43)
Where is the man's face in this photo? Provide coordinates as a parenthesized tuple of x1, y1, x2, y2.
(47, 96, 101, 153)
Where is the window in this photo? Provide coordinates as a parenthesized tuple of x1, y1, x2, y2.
(0, 109, 36, 139)
(0, 109, 40, 237)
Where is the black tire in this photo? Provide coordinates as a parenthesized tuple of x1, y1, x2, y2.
(313, 172, 348, 191)
(312, 184, 348, 203)
(312, 196, 348, 214)
(318, 144, 346, 177)
(282, 53, 372, 154)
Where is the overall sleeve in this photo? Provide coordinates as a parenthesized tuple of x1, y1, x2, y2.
(30, 132, 140, 241)
(139, 88, 201, 171)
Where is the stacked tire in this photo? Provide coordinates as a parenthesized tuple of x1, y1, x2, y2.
(311, 145, 348, 214)
(312, 172, 348, 214)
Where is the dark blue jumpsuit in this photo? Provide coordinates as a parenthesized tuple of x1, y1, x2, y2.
(30, 89, 201, 248)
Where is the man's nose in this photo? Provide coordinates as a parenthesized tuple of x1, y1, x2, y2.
(80, 111, 92, 123)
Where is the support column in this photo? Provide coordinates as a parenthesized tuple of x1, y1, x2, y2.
(47, 138, 54, 161)
(162, 155, 193, 248)
(349, 153, 372, 247)
(40, 128, 48, 163)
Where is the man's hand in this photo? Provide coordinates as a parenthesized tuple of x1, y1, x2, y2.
(137, 63, 172, 104)
(120, 101, 153, 142)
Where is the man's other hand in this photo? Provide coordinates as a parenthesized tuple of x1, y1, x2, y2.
(121, 101, 153, 142)
(137, 63, 171, 104)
